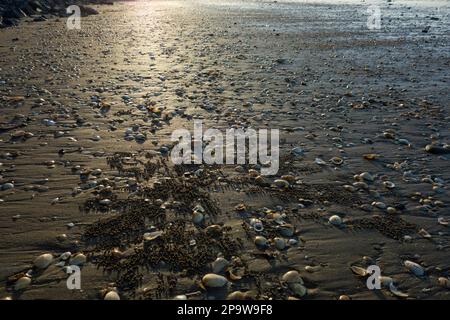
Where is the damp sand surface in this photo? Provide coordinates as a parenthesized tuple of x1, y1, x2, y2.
(0, 0, 449, 300)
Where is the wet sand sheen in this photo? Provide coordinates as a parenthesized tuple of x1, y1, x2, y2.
(0, 0, 449, 300)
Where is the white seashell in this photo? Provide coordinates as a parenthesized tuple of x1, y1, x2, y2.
(212, 257, 230, 274)
(33, 253, 53, 269)
(273, 237, 286, 250)
(282, 270, 303, 284)
(104, 291, 120, 300)
(359, 172, 374, 182)
(379, 276, 394, 287)
(305, 265, 320, 273)
(277, 224, 295, 237)
(383, 181, 395, 189)
(404, 260, 425, 276)
(329, 215, 343, 226)
(254, 236, 268, 248)
(14, 276, 31, 291)
(201, 273, 228, 288)
(70, 253, 87, 266)
(273, 179, 289, 188)
(173, 295, 188, 300)
(192, 211, 204, 224)
(227, 291, 246, 300)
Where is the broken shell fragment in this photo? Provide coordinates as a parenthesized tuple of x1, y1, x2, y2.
(201, 273, 228, 288)
(33, 253, 53, 269)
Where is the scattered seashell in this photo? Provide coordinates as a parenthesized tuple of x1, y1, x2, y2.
(350, 266, 368, 277)
(289, 282, 307, 297)
(438, 217, 449, 226)
(339, 295, 351, 300)
(383, 181, 395, 189)
(315, 158, 326, 165)
(425, 144, 450, 155)
(437, 277, 450, 289)
(14, 276, 31, 291)
(329, 215, 343, 226)
(59, 252, 71, 261)
(330, 157, 343, 165)
(389, 283, 408, 298)
(360, 172, 374, 182)
(104, 291, 120, 300)
(255, 175, 270, 187)
(254, 236, 269, 248)
(274, 179, 290, 188)
(305, 265, 320, 273)
(33, 253, 53, 269)
(363, 153, 379, 160)
(227, 291, 246, 300)
(372, 201, 387, 209)
(1, 182, 14, 191)
(273, 237, 286, 250)
(281, 270, 303, 284)
(201, 273, 228, 288)
(212, 257, 230, 274)
(277, 224, 295, 237)
(418, 228, 431, 239)
(386, 207, 397, 214)
(249, 218, 264, 232)
(192, 211, 204, 224)
(70, 253, 87, 266)
(143, 230, 163, 241)
(379, 276, 394, 287)
(404, 260, 425, 276)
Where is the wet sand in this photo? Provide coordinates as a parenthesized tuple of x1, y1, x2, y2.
(0, 0, 449, 300)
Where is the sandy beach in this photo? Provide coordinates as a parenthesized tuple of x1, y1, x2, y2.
(0, 0, 449, 300)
